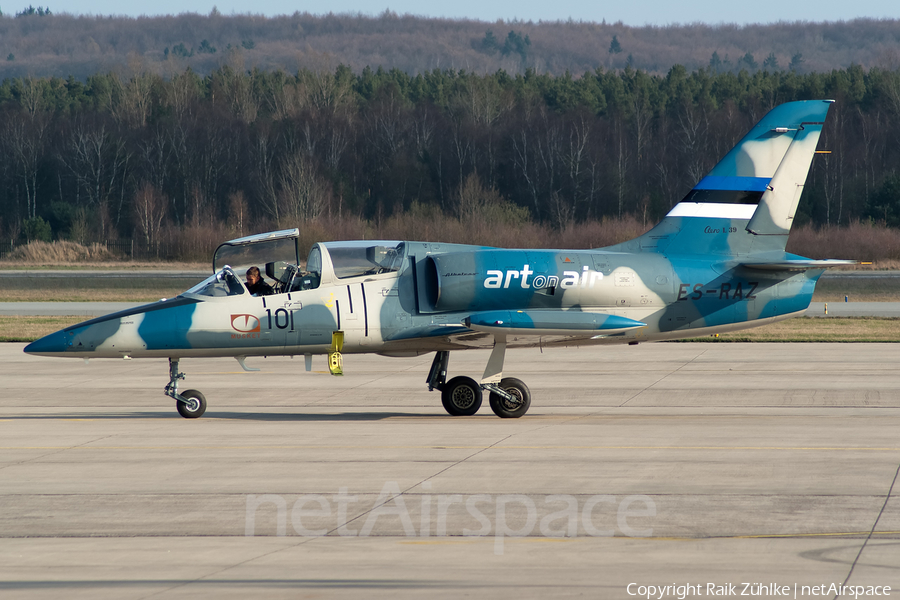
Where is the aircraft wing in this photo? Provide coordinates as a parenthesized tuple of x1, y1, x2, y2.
(383, 310, 646, 347)
(739, 259, 858, 271)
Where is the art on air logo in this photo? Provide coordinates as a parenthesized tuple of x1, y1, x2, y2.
(483, 264, 604, 291)
(231, 314, 261, 338)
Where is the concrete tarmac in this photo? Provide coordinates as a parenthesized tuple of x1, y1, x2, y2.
(1, 343, 899, 598)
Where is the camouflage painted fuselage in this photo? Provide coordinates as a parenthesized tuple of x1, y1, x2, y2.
(24, 240, 820, 360)
(25, 100, 842, 362)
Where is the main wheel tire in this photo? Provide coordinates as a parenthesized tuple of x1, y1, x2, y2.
(441, 376, 483, 416)
(176, 389, 207, 419)
(489, 377, 531, 418)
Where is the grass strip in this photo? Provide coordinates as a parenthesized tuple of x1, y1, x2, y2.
(0, 316, 87, 342)
(0, 289, 185, 302)
(677, 317, 900, 343)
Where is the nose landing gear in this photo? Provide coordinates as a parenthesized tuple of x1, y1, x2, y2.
(165, 358, 207, 419)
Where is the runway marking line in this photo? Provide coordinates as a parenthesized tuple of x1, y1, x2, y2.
(623, 531, 900, 542)
(733, 531, 900, 539)
(1, 445, 898, 451)
(399, 540, 479, 546)
(398, 532, 900, 545)
(400, 538, 574, 546)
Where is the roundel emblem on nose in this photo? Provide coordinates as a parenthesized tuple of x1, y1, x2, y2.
(231, 314, 261, 333)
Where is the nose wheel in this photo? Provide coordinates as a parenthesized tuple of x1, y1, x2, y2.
(175, 389, 207, 419)
(166, 358, 208, 419)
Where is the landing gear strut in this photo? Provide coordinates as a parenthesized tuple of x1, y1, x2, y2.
(165, 357, 207, 419)
(427, 345, 530, 418)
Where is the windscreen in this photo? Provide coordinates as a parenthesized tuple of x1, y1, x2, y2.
(183, 268, 246, 297)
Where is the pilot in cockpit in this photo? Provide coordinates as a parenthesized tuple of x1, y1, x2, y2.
(245, 266, 274, 296)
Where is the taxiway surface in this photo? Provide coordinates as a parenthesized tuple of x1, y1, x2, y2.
(1, 342, 898, 598)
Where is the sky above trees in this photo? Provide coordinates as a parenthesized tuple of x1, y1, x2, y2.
(29, 0, 900, 26)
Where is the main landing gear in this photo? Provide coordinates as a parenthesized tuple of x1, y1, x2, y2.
(165, 358, 207, 419)
(163, 346, 529, 419)
(426, 342, 531, 418)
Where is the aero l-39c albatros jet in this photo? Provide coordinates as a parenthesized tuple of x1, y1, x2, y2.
(26, 100, 855, 419)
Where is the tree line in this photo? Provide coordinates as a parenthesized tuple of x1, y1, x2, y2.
(1, 63, 900, 259)
(2, 11, 900, 81)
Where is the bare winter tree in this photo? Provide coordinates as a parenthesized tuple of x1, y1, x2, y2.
(251, 128, 280, 221)
(17, 77, 45, 119)
(561, 113, 592, 222)
(457, 171, 484, 222)
(677, 99, 710, 189)
(299, 64, 355, 117)
(614, 119, 630, 217)
(215, 50, 259, 124)
(133, 181, 168, 256)
(108, 56, 157, 129)
(164, 68, 201, 122)
(228, 190, 249, 237)
(3, 112, 48, 219)
(60, 120, 130, 236)
(818, 106, 846, 226)
(277, 150, 332, 223)
(265, 71, 309, 121)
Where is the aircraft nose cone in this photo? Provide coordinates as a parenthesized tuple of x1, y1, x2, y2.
(24, 329, 70, 356)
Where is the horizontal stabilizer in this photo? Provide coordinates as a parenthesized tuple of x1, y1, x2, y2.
(740, 259, 857, 271)
(465, 310, 647, 337)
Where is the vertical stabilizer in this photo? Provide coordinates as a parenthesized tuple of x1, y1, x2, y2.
(613, 100, 833, 257)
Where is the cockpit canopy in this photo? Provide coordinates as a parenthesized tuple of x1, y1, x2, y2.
(323, 241, 405, 279)
(212, 229, 300, 274)
(287, 242, 404, 291)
